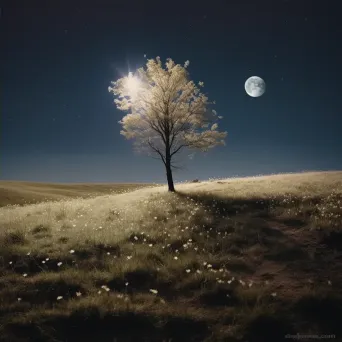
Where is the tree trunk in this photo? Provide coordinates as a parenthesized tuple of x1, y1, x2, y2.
(165, 123, 175, 192)
(165, 158, 175, 192)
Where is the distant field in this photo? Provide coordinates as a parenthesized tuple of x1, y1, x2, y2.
(0, 171, 341, 341)
(0, 181, 159, 207)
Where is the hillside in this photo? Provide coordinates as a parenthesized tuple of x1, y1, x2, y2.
(0, 171, 341, 341)
(0, 181, 159, 207)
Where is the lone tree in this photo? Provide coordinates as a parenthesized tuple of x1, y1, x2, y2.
(108, 57, 227, 192)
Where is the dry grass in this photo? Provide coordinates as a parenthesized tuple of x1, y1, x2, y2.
(0, 181, 159, 207)
(0, 171, 341, 342)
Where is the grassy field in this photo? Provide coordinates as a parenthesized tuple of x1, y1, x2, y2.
(0, 171, 341, 341)
(0, 181, 158, 208)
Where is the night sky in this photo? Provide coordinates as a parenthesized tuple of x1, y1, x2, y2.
(2, 0, 341, 183)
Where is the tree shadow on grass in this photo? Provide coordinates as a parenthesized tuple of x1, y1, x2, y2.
(176, 191, 275, 219)
(176, 191, 322, 231)
(175, 191, 311, 264)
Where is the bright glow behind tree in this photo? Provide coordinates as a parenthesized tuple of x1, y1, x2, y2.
(108, 57, 227, 191)
(124, 72, 141, 100)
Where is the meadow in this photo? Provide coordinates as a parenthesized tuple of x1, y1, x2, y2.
(0, 182, 158, 208)
(0, 171, 341, 341)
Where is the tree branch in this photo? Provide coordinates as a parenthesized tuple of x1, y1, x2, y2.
(170, 144, 188, 157)
(147, 140, 166, 165)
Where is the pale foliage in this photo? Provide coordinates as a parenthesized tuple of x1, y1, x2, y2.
(108, 57, 227, 164)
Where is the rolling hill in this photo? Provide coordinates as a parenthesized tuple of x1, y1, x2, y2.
(0, 171, 341, 341)
(0, 181, 159, 207)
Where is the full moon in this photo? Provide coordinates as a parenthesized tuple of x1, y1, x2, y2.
(245, 76, 266, 97)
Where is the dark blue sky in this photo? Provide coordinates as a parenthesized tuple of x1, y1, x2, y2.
(2, 0, 341, 183)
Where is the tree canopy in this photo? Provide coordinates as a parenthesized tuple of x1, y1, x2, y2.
(108, 57, 227, 191)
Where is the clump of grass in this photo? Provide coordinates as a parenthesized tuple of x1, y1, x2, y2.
(55, 204, 68, 221)
(106, 209, 120, 221)
(3, 230, 27, 245)
(31, 224, 51, 235)
(58, 236, 69, 244)
(60, 222, 72, 231)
